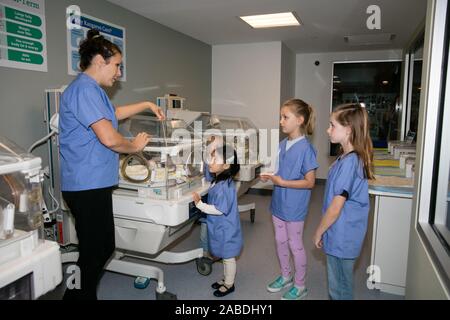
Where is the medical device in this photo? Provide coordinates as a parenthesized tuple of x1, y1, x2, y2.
(0, 136, 62, 299)
(167, 108, 263, 222)
(157, 94, 186, 112)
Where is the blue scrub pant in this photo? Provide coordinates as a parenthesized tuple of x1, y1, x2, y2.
(326, 254, 355, 300)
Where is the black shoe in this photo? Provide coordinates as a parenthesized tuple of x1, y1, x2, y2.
(213, 284, 235, 297)
(211, 280, 224, 289)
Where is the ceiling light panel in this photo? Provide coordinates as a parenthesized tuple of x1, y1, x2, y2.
(240, 12, 301, 28)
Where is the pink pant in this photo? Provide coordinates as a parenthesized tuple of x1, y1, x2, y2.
(272, 215, 306, 287)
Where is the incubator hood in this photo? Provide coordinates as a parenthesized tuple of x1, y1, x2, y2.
(0, 137, 41, 175)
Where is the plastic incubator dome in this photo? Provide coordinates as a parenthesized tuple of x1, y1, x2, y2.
(0, 136, 44, 240)
(118, 115, 204, 200)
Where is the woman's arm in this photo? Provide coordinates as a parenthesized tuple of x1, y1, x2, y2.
(261, 170, 316, 189)
(91, 119, 150, 153)
(313, 195, 346, 248)
(115, 101, 165, 121)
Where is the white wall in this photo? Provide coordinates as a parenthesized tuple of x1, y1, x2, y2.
(280, 43, 297, 141)
(295, 49, 403, 179)
(280, 43, 297, 107)
(212, 42, 282, 131)
(212, 42, 284, 178)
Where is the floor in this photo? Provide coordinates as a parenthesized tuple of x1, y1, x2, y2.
(40, 185, 404, 300)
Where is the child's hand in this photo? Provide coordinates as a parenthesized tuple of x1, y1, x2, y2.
(313, 231, 323, 249)
(269, 175, 284, 186)
(192, 192, 201, 204)
(259, 172, 273, 183)
(260, 173, 283, 186)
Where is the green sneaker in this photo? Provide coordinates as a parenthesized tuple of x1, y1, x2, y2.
(267, 275, 293, 293)
(281, 286, 308, 300)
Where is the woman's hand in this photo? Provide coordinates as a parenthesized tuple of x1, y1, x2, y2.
(131, 132, 151, 152)
(192, 192, 201, 204)
(313, 230, 323, 249)
(149, 102, 166, 120)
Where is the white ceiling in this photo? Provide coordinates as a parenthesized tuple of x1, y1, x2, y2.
(106, 0, 427, 53)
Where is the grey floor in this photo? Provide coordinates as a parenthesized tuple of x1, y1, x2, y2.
(40, 184, 403, 300)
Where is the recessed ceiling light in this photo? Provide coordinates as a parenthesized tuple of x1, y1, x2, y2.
(239, 12, 301, 29)
(344, 33, 396, 46)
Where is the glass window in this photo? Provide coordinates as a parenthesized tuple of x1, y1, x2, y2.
(331, 61, 402, 156)
(409, 46, 423, 136)
(405, 36, 424, 139)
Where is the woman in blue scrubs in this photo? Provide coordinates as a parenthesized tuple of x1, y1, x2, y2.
(193, 144, 242, 297)
(261, 99, 318, 300)
(313, 103, 374, 300)
(59, 29, 164, 300)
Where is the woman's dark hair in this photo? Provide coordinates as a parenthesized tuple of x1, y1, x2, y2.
(212, 144, 240, 183)
(78, 29, 122, 71)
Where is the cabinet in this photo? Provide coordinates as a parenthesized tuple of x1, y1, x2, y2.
(369, 189, 412, 295)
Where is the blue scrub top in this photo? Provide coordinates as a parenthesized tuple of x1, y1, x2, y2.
(206, 179, 243, 259)
(322, 152, 369, 259)
(59, 73, 119, 191)
(270, 137, 319, 222)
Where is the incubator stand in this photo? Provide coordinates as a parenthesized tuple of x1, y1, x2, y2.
(0, 136, 62, 299)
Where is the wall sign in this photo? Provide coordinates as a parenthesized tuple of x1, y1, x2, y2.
(66, 10, 126, 81)
(0, 0, 47, 72)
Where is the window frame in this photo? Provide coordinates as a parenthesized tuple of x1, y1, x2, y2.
(330, 59, 403, 156)
(414, 0, 450, 288)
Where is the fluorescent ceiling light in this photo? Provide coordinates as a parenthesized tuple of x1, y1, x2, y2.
(240, 12, 301, 28)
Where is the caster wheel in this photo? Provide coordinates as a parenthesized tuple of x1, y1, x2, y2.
(156, 291, 177, 300)
(196, 257, 213, 276)
(134, 276, 150, 289)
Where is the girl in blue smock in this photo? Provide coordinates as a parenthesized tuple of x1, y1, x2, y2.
(199, 135, 223, 259)
(193, 144, 242, 298)
(260, 99, 318, 300)
(313, 103, 374, 300)
(59, 29, 164, 300)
